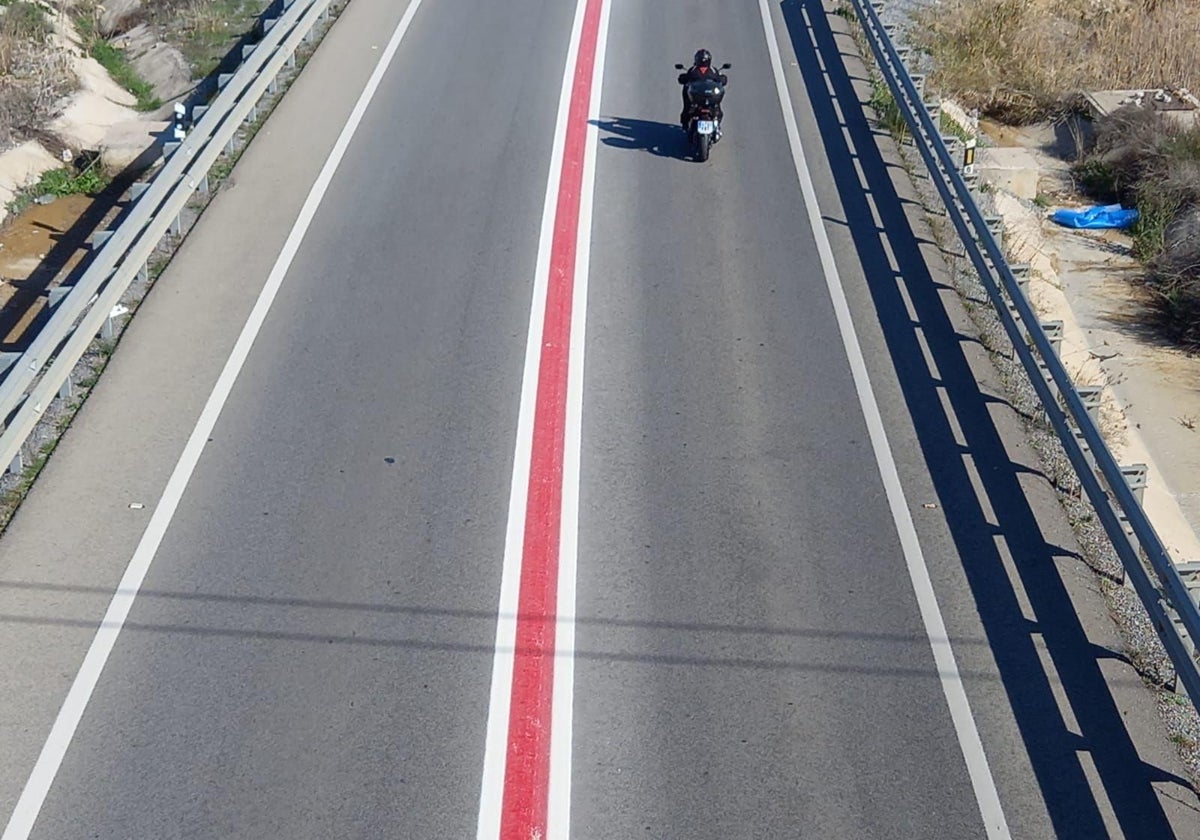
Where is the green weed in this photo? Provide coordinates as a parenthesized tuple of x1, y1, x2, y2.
(869, 78, 908, 142)
(88, 40, 161, 111)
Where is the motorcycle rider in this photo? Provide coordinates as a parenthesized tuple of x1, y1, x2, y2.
(678, 48, 728, 130)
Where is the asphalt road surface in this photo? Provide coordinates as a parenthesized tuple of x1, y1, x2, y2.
(0, 0, 1195, 837)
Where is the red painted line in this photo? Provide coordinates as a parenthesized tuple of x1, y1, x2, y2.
(499, 0, 604, 835)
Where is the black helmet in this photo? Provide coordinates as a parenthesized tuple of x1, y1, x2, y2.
(694, 48, 712, 68)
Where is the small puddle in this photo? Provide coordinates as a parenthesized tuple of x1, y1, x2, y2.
(0, 193, 100, 348)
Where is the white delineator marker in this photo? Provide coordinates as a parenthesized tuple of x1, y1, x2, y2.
(474, 0, 609, 836)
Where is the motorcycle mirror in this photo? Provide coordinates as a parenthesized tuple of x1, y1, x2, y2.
(674, 63, 685, 69)
(720, 63, 731, 69)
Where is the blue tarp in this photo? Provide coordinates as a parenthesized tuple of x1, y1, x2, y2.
(1051, 204, 1140, 230)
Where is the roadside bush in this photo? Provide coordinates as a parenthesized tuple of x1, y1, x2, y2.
(0, 1, 73, 150)
(911, 0, 1200, 123)
(1076, 107, 1200, 349)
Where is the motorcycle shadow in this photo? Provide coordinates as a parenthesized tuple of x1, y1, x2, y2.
(590, 117, 691, 160)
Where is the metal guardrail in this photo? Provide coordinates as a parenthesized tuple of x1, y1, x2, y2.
(0, 0, 334, 475)
(850, 0, 1200, 702)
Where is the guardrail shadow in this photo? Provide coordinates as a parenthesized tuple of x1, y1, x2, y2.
(781, 0, 1194, 835)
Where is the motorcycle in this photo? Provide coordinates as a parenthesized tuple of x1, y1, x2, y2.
(675, 62, 731, 162)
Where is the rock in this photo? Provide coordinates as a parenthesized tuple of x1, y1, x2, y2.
(74, 53, 137, 108)
(113, 24, 194, 104)
(51, 90, 138, 149)
(111, 22, 157, 54)
(99, 119, 168, 172)
(0, 140, 61, 227)
(97, 0, 143, 38)
(132, 42, 192, 103)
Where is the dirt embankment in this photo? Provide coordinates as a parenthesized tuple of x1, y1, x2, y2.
(0, 0, 271, 223)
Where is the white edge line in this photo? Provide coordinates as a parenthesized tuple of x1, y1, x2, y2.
(546, 0, 611, 836)
(754, 1, 1012, 837)
(474, 0, 591, 836)
(0, 2, 427, 837)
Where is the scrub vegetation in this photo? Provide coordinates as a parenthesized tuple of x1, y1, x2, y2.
(0, 1, 73, 149)
(1075, 109, 1200, 348)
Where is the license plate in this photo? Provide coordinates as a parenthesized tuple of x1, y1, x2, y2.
(696, 120, 715, 135)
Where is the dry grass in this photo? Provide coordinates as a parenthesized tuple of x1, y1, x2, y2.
(911, 0, 1200, 123)
(143, 0, 272, 78)
(0, 1, 74, 150)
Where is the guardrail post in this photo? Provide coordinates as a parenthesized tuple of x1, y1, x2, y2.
(242, 44, 257, 61)
(246, 103, 259, 124)
(100, 313, 116, 341)
(1078, 386, 1103, 427)
(1167, 588, 1199, 691)
(192, 104, 210, 123)
(1041, 320, 1063, 356)
(218, 73, 235, 90)
(1115, 465, 1148, 589)
(164, 141, 181, 159)
(89, 230, 113, 249)
(1034, 320, 1063, 422)
(59, 377, 72, 400)
(911, 74, 926, 103)
(138, 262, 149, 283)
(8, 451, 22, 475)
(1121, 464, 1148, 504)
(169, 213, 183, 237)
(984, 215, 1004, 255)
(48, 287, 70, 308)
(1009, 262, 1030, 294)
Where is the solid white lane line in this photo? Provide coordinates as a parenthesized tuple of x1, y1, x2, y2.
(0, 3, 428, 837)
(755, 2, 1013, 838)
(474, 0, 589, 834)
